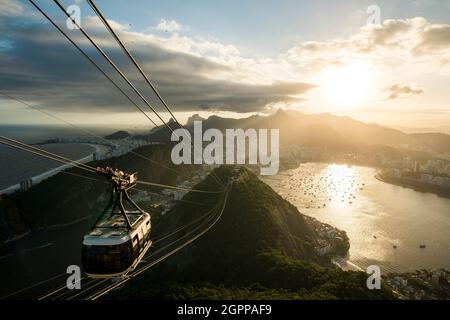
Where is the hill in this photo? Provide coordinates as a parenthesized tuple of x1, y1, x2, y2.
(137, 110, 450, 153)
(104, 130, 130, 140)
(112, 166, 394, 300)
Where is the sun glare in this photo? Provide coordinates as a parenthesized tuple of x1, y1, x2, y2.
(320, 61, 373, 108)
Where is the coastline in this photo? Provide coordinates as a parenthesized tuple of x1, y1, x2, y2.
(375, 173, 450, 199)
(261, 162, 450, 273)
(281, 159, 450, 199)
(0, 142, 110, 195)
(0, 153, 94, 195)
(262, 165, 361, 272)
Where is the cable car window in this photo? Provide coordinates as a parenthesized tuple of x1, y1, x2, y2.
(138, 229, 145, 252)
(82, 241, 133, 274)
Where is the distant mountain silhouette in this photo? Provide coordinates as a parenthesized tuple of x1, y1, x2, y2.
(104, 130, 130, 140)
(138, 110, 450, 153)
(186, 114, 205, 126)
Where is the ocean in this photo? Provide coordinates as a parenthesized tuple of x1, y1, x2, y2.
(0, 143, 97, 190)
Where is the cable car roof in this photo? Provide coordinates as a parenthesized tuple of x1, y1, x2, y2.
(83, 212, 149, 246)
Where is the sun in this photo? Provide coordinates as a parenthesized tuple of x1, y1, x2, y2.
(320, 61, 373, 108)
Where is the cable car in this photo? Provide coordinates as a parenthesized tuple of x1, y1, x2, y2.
(81, 167, 152, 278)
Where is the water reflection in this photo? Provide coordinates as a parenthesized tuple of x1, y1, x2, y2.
(322, 164, 360, 207)
(262, 163, 450, 272)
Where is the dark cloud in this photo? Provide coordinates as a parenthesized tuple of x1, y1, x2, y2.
(0, 10, 314, 115)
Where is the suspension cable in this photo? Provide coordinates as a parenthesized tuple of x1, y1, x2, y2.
(86, 0, 182, 130)
(0, 138, 96, 174)
(0, 136, 96, 172)
(0, 137, 223, 194)
(136, 180, 222, 193)
(0, 91, 216, 188)
(51, 0, 174, 133)
(28, 0, 225, 188)
(26, 0, 159, 128)
(84, 0, 226, 189)
(88, 190, 228, 300)
(152, 204, 218, 244)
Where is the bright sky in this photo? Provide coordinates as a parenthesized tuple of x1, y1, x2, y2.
(1, 0, 450, 130)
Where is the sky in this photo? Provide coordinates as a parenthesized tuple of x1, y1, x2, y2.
(1, 0, 450, 130)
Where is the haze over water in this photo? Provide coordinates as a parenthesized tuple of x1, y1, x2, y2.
(262, 163, 450, 273)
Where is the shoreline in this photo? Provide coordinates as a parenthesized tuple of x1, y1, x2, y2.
(261, 162, 450, 273)
(0, 153, 93, 195)
(279, 160, 450, 199)
(375, 173, 450, 199)
(0, 142, 110, 195)
(262, 164, 362, 272)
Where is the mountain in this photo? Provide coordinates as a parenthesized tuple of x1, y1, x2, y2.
(139, 110, 450, 153)
(393, 125, 450, 135)
(186, 114, 205, 126)
(112, 166, 394, 300)
(104, 130, 130, 140)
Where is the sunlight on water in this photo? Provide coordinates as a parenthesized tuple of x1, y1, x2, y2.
(322, 164, 360, 207)
(262, 163, 450, 273)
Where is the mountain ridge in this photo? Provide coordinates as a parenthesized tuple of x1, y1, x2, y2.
(137, 110, 450, 153)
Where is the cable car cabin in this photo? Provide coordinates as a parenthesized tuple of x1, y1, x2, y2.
(82, 211, 151, 278)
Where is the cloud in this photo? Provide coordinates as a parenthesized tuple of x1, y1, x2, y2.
(155, 19, 182, 33)
(0, 4, 447, 120)
(286, 17, 450, 74)
(383, 84, 424, 101)
(0, 0, 26, 16)
(413, 23, 450, 55)
(0, 8, 314, 115)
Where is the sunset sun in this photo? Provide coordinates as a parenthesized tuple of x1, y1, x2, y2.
(321, 61, 373, 108)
